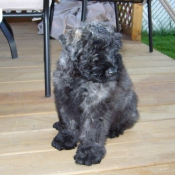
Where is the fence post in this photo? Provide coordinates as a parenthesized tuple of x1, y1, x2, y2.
(131, 4, 143, 41)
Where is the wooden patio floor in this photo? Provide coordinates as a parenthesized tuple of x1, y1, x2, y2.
(0, 22, 175, 175)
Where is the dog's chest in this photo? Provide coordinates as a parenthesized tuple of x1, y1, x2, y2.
(75, 82, 116, 110)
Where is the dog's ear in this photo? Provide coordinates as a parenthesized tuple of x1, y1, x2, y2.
(58, 34, 66, 47)
(116, 53, 123, 69)
(113, 33, 122, 50)
(74, 29, 82, 42)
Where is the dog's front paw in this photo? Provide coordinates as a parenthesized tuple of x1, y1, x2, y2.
(52, 131, 77, 150)
(74, 143, 106, 166)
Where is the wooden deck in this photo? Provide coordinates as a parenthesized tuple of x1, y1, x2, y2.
(0, 22, 175, 175)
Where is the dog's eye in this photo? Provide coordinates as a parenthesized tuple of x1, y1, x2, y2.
(86, 66, 91, 69)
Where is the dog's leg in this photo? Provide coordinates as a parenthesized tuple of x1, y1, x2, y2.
(52, 93, 79, 150)
(74, 116, 108, 166)
(116, 103, 139, 137)
(108, 103, 139, 138)
(52, 118, 78, 150)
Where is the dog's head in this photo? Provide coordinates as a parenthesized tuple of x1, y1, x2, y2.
(59, 21, 123, 83)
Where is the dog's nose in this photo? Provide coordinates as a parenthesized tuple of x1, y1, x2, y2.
(105, 68, 117, 77)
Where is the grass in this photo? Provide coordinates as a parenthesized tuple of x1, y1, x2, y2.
(141, 29, 175, 60)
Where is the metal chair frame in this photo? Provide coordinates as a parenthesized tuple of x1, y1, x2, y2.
(0, 0, 55, 97)
(81, 0, 153, 52)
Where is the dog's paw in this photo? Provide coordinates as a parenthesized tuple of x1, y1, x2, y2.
(53, 121, 60, 130)
(115, 128, 124, 137)
(52, 131, 77, 150)
(107, 128, 124, 138)
(74, 143, 106, 166)
(107, 130, 116, 138)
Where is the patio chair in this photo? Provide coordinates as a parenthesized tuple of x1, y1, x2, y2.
(81, 0, 153, 52)
(0, 0, 55, 97)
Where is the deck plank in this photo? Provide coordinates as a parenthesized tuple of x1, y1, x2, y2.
(84, 163, 175, 175)
(1, 119, 175, 154)
(0, 22, 175, 175)
(0, 139, 175, 175)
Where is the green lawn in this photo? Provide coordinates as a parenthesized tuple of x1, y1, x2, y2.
(141, 30, 175, 60)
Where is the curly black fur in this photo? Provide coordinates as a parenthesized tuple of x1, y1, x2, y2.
(52, 21, 139, 166)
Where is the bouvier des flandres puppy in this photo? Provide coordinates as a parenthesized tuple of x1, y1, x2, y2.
(52, 21, 139, 166)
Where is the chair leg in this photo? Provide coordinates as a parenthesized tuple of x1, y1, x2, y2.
(0, 19, 18, 58)
(43, 0, 51, 97)
(147, 0, 153, 52)
(49, 0, 55, 34)
(81, 0, 87, 22)
(114, 2, 120, 32)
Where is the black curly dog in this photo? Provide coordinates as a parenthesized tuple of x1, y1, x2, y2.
(52, 22, 139, 166)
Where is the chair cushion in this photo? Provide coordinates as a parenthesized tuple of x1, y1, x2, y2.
(0, 0, 52, 10)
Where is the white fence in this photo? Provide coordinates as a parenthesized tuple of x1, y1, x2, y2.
(142, 0, 175, 31)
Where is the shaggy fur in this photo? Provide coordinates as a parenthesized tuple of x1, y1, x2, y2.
(52, 21, 139, 166)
